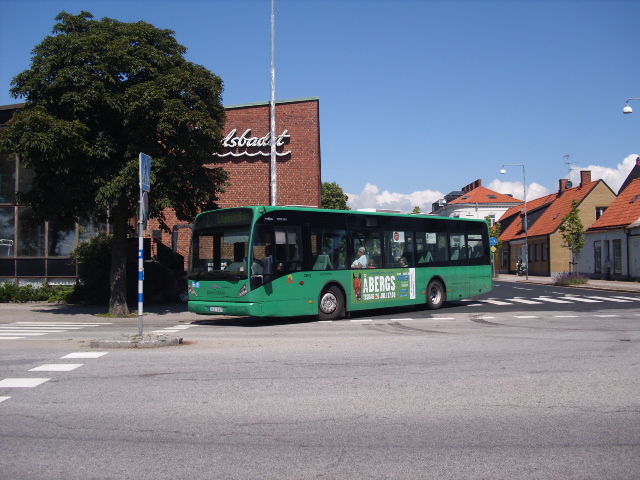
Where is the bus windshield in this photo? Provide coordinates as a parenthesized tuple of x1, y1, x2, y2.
(188, 209, 253, 281)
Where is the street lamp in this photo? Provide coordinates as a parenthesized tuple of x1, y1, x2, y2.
(501, 164, 528, 280)
(623, 98, 640, 114)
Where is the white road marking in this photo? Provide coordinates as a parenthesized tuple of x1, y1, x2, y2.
(0, 378, 50, 388)
(535, 297, 573, 303)
(61, 352, 109, 359)
(585, 296, 631, 303)
(479, 299, 512, 305)
(29, 364, 83, 372)
(558, 296, 603, 303)
(0, 396, 11, 403)
(509, 298, 543, 304)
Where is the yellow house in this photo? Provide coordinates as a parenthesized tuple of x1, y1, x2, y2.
(497, 171, 616, 277)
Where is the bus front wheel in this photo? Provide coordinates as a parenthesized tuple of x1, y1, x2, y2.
(426, 280, 444, 310)
(319, 286, 344, 321)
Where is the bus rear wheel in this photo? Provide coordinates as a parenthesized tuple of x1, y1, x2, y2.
(318, 286, 344, 321)
(426, 280, 444, 310)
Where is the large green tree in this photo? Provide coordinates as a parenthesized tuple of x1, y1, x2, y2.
(321, 182, 350, 210)
(0, 12, 227, 316)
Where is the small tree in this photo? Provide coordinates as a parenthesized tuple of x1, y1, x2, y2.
(558, 200, 585, 274)
(0, 12, 227, 316)
(321, 182, 350, 210)
(412, 206, 422, 214)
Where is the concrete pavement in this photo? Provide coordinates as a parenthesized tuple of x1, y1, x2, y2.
(495, 273, 640, 293)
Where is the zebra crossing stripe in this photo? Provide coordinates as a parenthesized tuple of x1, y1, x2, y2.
(613, 296, 640, 301)
(585, 296, 631, 303)
(558, 296, 602, 303)
(479, 299, 512, 305)
(509, 298, 543, 304)
(535, 297, 573, 303)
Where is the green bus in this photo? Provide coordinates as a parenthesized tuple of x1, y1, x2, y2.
(187, 206, 492, 319)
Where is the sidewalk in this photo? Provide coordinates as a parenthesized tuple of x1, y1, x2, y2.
(495, 273, 640, 293)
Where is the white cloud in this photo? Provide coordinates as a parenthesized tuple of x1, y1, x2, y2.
(347, 155, 639, 214)
(487, 179, 550, 201)
(346, 183, 444, 214)
(567, 154, 639, 193)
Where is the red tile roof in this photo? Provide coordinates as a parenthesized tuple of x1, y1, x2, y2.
(499, 180, 602, 241)
(587, 178, 640, 231)
(447, 186, 522, 205)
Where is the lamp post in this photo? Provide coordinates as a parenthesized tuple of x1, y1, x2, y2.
(501, 164, 528, 280)
(623, 98, 640, 114)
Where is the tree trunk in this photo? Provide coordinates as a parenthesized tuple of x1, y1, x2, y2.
(109, 201, 131, 317)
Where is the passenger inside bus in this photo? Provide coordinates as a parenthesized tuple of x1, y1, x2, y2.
(351, 247, 368, 269)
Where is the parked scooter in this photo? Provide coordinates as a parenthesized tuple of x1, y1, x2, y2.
(516, 258, 527, 276)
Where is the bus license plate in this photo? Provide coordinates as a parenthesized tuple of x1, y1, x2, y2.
(209, 306, 224, 312)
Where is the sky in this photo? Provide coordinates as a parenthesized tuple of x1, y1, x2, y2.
(1, 0, 640, 213)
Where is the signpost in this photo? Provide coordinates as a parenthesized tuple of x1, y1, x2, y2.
(138, 153, 151, 335)
(489, 237, 498, 278)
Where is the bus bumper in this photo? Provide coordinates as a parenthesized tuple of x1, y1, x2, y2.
(188, 300, 262, 316)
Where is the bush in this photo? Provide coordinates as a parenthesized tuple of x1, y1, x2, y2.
(554, 272, 589, 286)
(70, 232, 113, 304)
(0, 282, 77, 303)
(70, 232, 183, 304)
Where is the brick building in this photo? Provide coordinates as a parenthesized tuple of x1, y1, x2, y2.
(0, 97, 322, 284)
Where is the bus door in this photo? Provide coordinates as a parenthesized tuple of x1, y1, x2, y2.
(251, 224, 302, 289)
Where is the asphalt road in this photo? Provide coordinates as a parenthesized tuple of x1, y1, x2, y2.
(1, 288, 639, 479)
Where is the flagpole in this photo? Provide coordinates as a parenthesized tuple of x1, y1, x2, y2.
(270, 0, 277, 206)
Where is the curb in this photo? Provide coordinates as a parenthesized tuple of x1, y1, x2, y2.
(90, 334, 183, 349)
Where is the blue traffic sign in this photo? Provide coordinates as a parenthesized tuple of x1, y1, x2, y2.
(139, 153, 151, 192)
(490, 237, 498, 246)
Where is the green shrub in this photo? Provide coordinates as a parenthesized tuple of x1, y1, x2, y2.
(554, 272, 589, 286)
(70, 233, 112, 304)
(0, 282, 76, 303)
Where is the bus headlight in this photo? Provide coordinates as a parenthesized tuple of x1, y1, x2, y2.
(238, 283, 248, 297)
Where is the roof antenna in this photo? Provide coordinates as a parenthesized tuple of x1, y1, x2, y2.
(563, 154, 578, 176)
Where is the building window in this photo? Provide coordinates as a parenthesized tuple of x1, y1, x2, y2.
(542, 244, 547, 261)
(17, 207, 45, 257)
(535, 244, 540, 262)
(613, 239, 622, 274)
(502, 247, 508, 267)
(0, 155, 16, 203)
(594, 240, 601, 274)
(595, 206, 607, 220)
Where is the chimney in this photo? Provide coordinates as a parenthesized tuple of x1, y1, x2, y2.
(558, 178, 569, 195)
(580, 170, 591, 187)
(636, 156, 640, 166)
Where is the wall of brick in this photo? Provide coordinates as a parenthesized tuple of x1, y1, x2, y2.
(147, 97, 322, 266)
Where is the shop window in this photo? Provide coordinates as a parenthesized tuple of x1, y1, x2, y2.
(17, 207, 45, 256)
(17, 258, 45, 276)
(0, 206, 15, 257)
(48, 218, 77, 256)
(17, 161, 34, 193)
(47, 258, 76, 277)
(0, 155, 16, 203)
